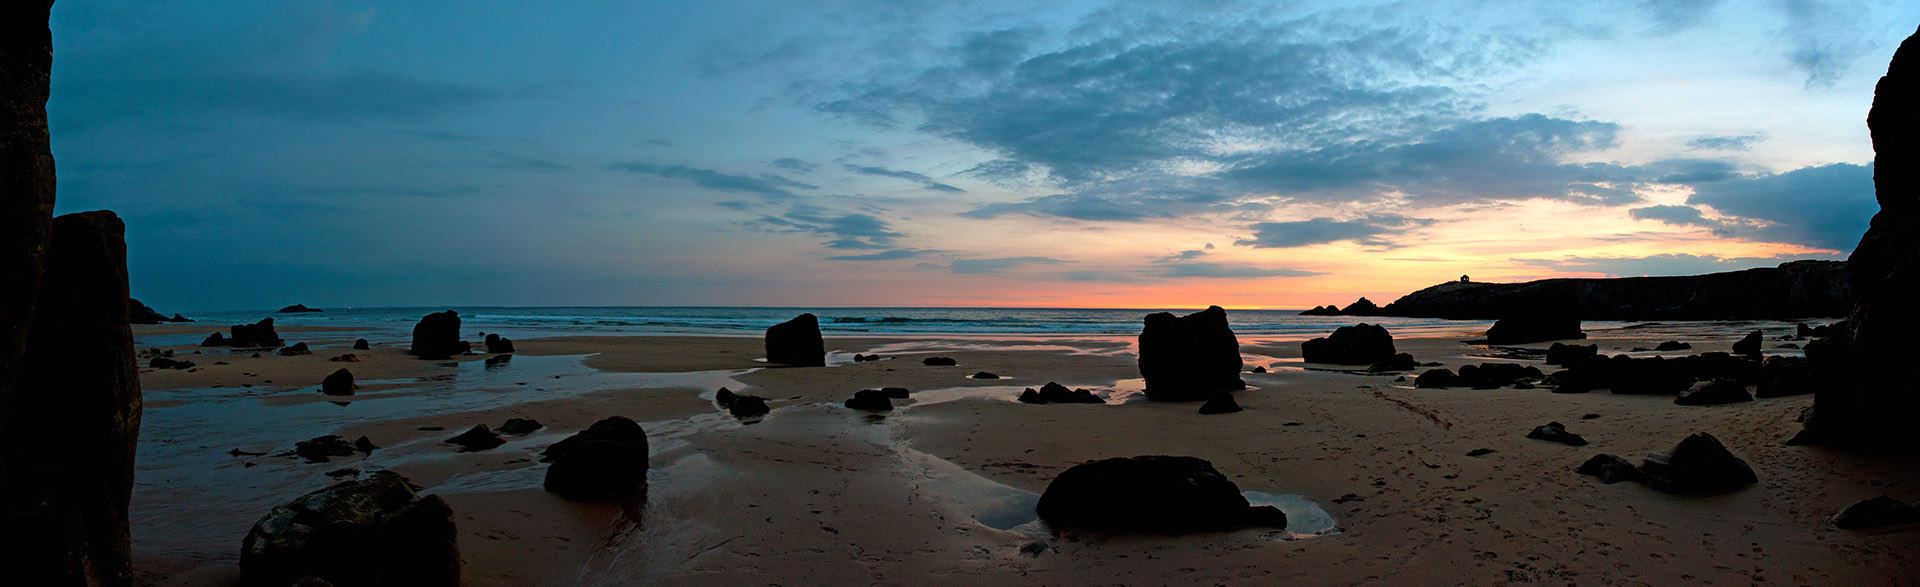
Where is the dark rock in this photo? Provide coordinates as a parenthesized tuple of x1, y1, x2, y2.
(1197, 392, 1242, 415)
(852, 353, 878, 362)
(1466, 448, 1495, 457)
(484, 333, 515, 354)
(542, 416, 649, 500)
(1250, 366, 1267, 373)
(844, 389, 893, 411)
(1415, 369, 1462, 389)
(1797, 322, 1839, 338)
(1457, 363, 1544, 388)
(1365, 353, 1418, 372)
(327, 353, 357, 362)
(1831, 496, 1920, 529)
(148, 357, 193, 370)
(201, 318, 284, 348)
(715, 387, 737, 406)
(728, 395, 770, 417)
(1674, 378, 1752, 406)
(1375, 261, 1849, 321)
(764, 313, 825, 367)
(1640, 432, 1757, 494)
(6, 209, 144, 586)
(1582, 413, 1601, 420)
(1655, 341, 1692, 351)
(1301, 323, 1395, 365)
(1526, 421, 1588, 446)
(320, 369, 355, 396)
(277, 304, 323, 313)
(1576, 454, 1642, 484)
(880, 387, 910, 398)
(294, 436, 357, 463)
(353, 436, 376, 453)
(498, 418, 542, 435)
(1138, 306, 1247, 401)
(1485, 315, 1585, 345)
(1035, 456, 1284, 532)
(484, 354, 511, 367)
(239, 471, 459, 587)
(1340, 297, 1381, 315)
(129, 298, 171, 324)
(1018, 389, 1046, 404)
(168, 313, 191, 322)
(1756, 356, 1814, 398)
(1298, 305, 1341, 316)
(352, 339, 370, 351)
(408, 311, 470, 360)
(278, 342, 311, 356)
(922, 356, 957, 366)
(1038, 381, 1103, 404)
(446, 425, 504, 451)
(1731, 330, 1763, 357)
(1545, 343, 1598, 366)
(971, 371, 1000, 379)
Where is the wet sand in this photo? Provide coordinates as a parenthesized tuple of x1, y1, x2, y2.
(132, 323, 1920, 585)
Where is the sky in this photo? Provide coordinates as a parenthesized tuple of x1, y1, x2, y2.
(46, 0, 1919, 312)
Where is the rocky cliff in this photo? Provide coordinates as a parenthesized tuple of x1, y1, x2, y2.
(1376, 260, 1849, 321)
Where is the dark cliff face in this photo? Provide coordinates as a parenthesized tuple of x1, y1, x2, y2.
(1376, 260, 1849, 321)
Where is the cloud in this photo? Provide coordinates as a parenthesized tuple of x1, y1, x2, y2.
(1162, 249, 1207, 262)
(609, 161, 799, 200)
(1686, 134, 1765, 151)
(1686, 163, 1874, 251)
(1156, 262, 1322, 278)
(827, 249, 927, 261)
(488, 150, 570, 172)
(960, 193, 1155, 221)
(1062, 270, 1142, 282)
(757, 173, 819, 191)
(949, 256, 1069, 273)
(1628, 204, 1715, 227)
(1776, 0, 1872, 88)
(1235, 215, 1434, 249)
(844, 164, 965, 193)
(1515, 253, 1816, 277)
(771, 158, 818, 173)
(1635, 0, 1723, 33)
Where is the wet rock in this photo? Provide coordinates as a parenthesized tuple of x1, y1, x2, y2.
(1576, 454, 1642, 484)
(1731, 330, 1763, 357)
(276, 304, 323, 313)
(278, 342, 311, 356)
(1415, 369, 1462, 389)
(715, 387, 737, 406)
(1655, 341, 1691, 351)
(484, 354, 511, 367)
(1197, 392, 1242, 415)
(352, 339, 370, 351)
(1831, 496, 1920, 529)
(446, 425, 504, 451)
(1033, 381, 1103, 404)
(320, 369, 355, 396)
(971, 371, 1000, 380)
(764, 313, 825, 367)
(294, 436, 358, 463)
(922, 356, 957, 366)
(1756, 356, 1814, 398)
(1640, 432, 1757, 494)
(1300, 323, 1395, 366)
(239, 471, 459, 587)
(1674, 378, 1752, 406)
(542, 416, 649, 501)
(327, 353, 357, 362)
(1138, 306, 1247, 401)
(484, 333, 515, 354)
(1545, 342, 1598, 366)
(1035, 456, 1284, 532)
(728, 395, 770, 417)
(202, 318, 285, 348)
(1526, 421, 1588, 446)
(1485, 315, 1585, 345)
(498, 418, 543, 435)
(1250, 366, 1267, 374)
(843, 389, 893, 411)
(408, 311, 470, 360)
(880, 387, 910, 398)
(1365, 352, 1418, 372)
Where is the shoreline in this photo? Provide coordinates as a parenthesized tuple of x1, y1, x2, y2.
(132, 323, 1917, 585)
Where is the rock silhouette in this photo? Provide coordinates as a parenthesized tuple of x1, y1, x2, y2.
(408, 311, 470, 360)
(1377, 260, 1849, 320)
(765, 313, 825, 366)
(1301, 323, 1395, 365)
(1137, 306, 1246, 401)
(276, 304, 322, 313)
(1485, 315, 1585, 345)
(201, 318, 285, 348)
(1036, 456, 1284, 532)
(485, 333, 515, 354)
(321, 369, 355, 396)
(542, 416, 649, 501)
(239, 471, 459, 587)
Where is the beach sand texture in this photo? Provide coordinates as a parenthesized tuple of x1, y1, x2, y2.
(131, 324, 1920, 586)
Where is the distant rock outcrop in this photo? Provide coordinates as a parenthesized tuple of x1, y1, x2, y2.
(408, 311, 470, 360)
(1340, 297, 1381, 315)
(1298, 305, 1341, 316)
(276, 304, 322, 313)
(1375, 260, 1849, 321)
(240, 471, 459, 587)
(1036, 456, 1284, 532)
(201, 318, 285, 348)
(1137, 306, 1246, 401)
(128, 298, 189, 324)
(1301, 323, 1395, 365)
(765, 313, 825, 367)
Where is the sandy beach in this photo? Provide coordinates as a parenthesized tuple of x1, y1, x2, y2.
(128, 322, 1920, 586)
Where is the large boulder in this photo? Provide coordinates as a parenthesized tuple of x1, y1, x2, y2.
(1485, 315, 1585, 344)
(6, 211, 144, 587)
(1137, 306, 1246, 401)
(321, 369, 355, 396)
(1731, 330, 1763, 357)
(765, 313, 825, 366)
(239, 471, 460, 587)
(408, 311, 469, 360)
(1545, 342, 1598, 366)
(1301, 323, 1396, 365)
(1639, 432, 1758, 494)
(1035, 456, 1284, 532)
(484, 333, 514, 354)
(542, 416, 649, 500)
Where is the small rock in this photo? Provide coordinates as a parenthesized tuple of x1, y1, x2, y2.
(715, 387, 737, 406)
(1466, 448, 1495, 457)
(352, 338, 370, 350)
(728, 395, 770, 417)
(1526, 421, 1588, 446)
(1250, 366, 1267, 374)
(844, 389, 894, 410)
(922, 356, 957, 366)
(447, 425, 505, 451)
(1655, 341, 1692, 351)
(498, 418, 543, 435)
(1674, 378, 1752, 406)
(278, 342, 311, 356)
(1731, 330, 1763, 356)
(1415, 368, 1462, 389)
(542, 416, 650, 500)
(484, 333, 516, 354)
(971, 371, 1000, 379)
(1832, 496, 1920, 529)
(1576, 454, 1642, 484)
(293, 436, 357, 463)
(1640, 432, 1757, 494)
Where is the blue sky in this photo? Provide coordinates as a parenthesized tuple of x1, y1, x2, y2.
(48, 1, 1918, 311)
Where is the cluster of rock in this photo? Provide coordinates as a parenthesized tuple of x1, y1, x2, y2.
(128, 298, 191, 324)
(1543, 352, 1782, 396)
(1415, 363, 1546, 389)
(1545, 342, 1597, 365)
(715, 387, 771, 417)
(1035, 456, 1284, 532)
(201, 318, 285, 348)
(293, 435, 376, 463)
(1018, 382, 1103, 404)
(446, 419, 541, 451)
(409, 311, 470, 360)
(276, 304, 323, 313)
(239, 471, 459, 587)
(765, 313, 825, 366)
(1137, 306, 1245, 401)
(1297, 297, 1380, 316)
(484, 333, 515, 354)
(1485, 315, 1585, 344)
(1578, 432, 1758, 494)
